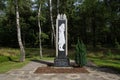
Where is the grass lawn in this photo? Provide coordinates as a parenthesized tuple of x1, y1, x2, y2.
(0, 47, 120, 73)
(89, 57, 120, 71)
(87, 47, 120, 72)
(0, 56, 54, 73)
(0, 48, 55, 73)
(0, 60, 29, 73)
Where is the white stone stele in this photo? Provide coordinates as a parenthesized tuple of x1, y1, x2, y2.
(56, 14, 68, 57)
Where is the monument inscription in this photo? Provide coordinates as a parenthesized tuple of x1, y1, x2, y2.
(54, 14, 70, 67)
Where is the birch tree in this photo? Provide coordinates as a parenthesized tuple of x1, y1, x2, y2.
(49, 0, 56, 47)
(15, 0, 25, 62)
(38, 1, 42, 58)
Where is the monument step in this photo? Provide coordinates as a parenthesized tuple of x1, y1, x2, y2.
(54, 58, 70, 67)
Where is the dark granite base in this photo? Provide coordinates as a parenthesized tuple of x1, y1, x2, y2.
(54, 57, 70, 67)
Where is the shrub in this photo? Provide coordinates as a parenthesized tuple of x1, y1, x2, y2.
(106, 49, 114, 59)
(115, 39, 120, 49)
(75, 40, 87, 67)
(0, 56, 10, 63)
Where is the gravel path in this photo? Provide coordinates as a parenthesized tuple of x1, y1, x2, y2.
(0, 60, 120, 80)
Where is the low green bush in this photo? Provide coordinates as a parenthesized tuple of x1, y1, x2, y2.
(75, 40, 87, 67)
(0, 56, 10, 63)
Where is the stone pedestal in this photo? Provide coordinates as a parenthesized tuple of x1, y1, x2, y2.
(54, 57, 70, 67)
(54, 14, 70, 67)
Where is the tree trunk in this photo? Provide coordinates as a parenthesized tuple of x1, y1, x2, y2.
(57, 0, 59, 14)
(51, 32, 54, 47)
(92, 18, 96, 48)
(38, 3, 43, 58)
(15, 0, 25, 62)
(83, 16, 87, 44)
(49, 0, 56, 47)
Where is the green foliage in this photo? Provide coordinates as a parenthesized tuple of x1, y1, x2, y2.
(0, 60, 29, 73)
(0, 56, 18, 63)
(0, 47, 120, 73)
(106, 49, 113, 58)
(41, 32, 49, 40)
(0, 56, 9, 63)
(115, 39, 120, 49)
(34, 32, 49, 46)
(89, 57, 120, 72)
(0, 48, 20, 56)
(0, 48, 20, 62)
(0, 48, 54, 73)
(75, 39, 87, 67)
(0, 0, 120, 48)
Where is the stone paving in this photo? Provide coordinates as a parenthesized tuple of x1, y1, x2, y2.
(0, 61, 120, 80)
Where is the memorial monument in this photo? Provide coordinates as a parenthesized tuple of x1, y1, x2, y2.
(54, 14, 70, 67)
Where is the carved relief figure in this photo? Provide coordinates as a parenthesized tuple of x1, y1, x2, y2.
(58, 23, 65, 51)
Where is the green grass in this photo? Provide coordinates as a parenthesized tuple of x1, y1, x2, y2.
(0, 56, 54, 73)
(0, 48, 19, 56)
(0, 47, 120, 73)
(87, 48, 120, 72)
(40, 57, 54, 60)
(31, 56, 54, 61)
(89, 57, 120, 71)
(0, 60, 29, 73)
(0, 48, 55, 73)
(25, 48, 55, 58)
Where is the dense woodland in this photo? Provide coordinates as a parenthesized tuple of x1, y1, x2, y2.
(0, 0, 120, 48)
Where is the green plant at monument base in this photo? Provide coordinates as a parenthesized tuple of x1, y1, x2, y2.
(75, 40, 87, 67)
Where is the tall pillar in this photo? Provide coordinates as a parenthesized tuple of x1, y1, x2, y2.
(54, 14, 70, 67)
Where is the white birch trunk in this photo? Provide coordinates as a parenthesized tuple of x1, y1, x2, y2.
(15, 0, 25, 62)
(51, 32, 54, 47)
(49, 0, 56, 47)
(38, 3, 43, 58)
